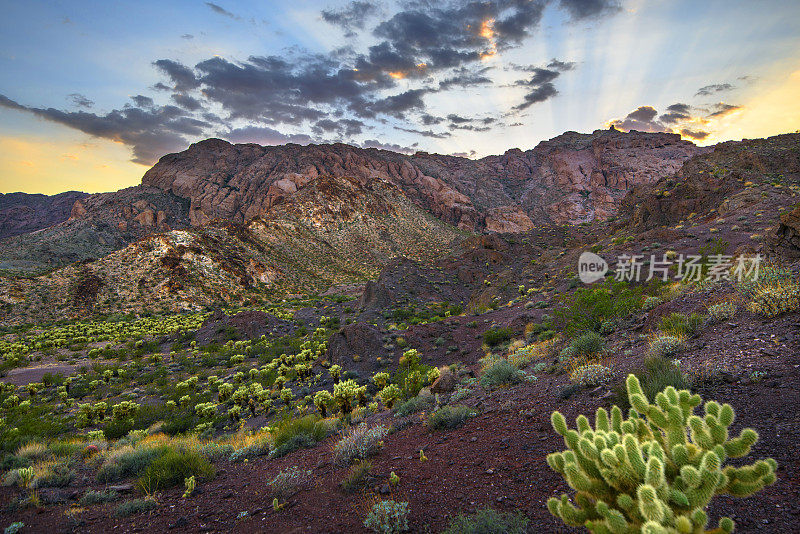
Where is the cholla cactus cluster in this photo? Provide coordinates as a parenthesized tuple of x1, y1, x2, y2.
(547, 374, 777, 534)
(569, 364, 614, 387)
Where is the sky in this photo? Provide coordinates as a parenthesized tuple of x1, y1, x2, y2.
(1, 0, 799, 194)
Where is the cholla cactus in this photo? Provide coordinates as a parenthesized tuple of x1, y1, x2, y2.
(329, 365, 342, 383)
(546, 374, 777, 534)
(333, 379, 359, 414)
(378, 384, 401, 409)
(372, 372, 390, 389)
(314, 390, 333, 417)
(183, 475, 196, 498)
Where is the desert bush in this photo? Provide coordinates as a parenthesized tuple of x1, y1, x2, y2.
(658, 312, 705, 337)
(31, 461, 74, 488)
(569, 363, 613, 387)
(271, 415, 329, 458)
(80, 489, 120, 505)
(707, 301, 737, 323)
(554, 279, 643, 335)
(428, 405, 476, 430)
(613, 356, 689, 412)
(642, 295, 664, 310)
(137, 449, 214, 492)
(507, 338, 556, 367)
(480, 358, 523, 388)
(483, 327, 513, 347)
(442, 508, 529, 534)
(393, 394, 434, 416)
(567, 331, 604, 358)
(341, 459, 372, 493)
(737, 262, 800, 316)
(332, 423, 388, 467)
(546, 374, 777, 533)
(115, 497, 156, 517)
(15, 442, 49, 461)
(648, 333, 686, 358)
(96, 445, 168, 483)
(364, 500, 410, 534)
(267, 466, 311, 498)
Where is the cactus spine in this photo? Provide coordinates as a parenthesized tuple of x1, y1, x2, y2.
(546, 374, 777, 534)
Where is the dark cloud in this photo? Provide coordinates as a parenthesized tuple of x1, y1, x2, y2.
(312, 118, 365, 136)
(438, 67, 493, 90)
(131, 95, 154, 108)
(558, 0, 621, 20)
(67, 93, 94, 108)
(223, 125, 312, 145)
(607, 105, 670, 133)
(546, 59, 576, 71)
(512, 67, 562, 110)
(171, 93, 202, 111)
(680, 128, 710, 140)
(394, 126, 451, 138)
(205, 2, 239, 20)
(153, 59, 201, 91)
(695, 83, 734, 96)
(666, 103, 691, 114)
(0, 94, 203, 165)
(450, 150, 477, 158)
(707, 102, 742, 117)
(420, 113, 444, 125)
(322, 1, 379, 36)
(360, 88, 430, 119)
(181, 34, 194, 40)
(361, 139, 416, 154)
(446, 114, 471, 124)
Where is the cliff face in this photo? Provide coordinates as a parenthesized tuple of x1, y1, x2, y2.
(0, 191, 88, 240)
(139, 128, 704, 231)
(0, 129, 704, 272)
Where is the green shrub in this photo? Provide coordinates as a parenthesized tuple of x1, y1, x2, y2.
(341, 460, 372, 493)
(115, 498, 156, 517)
(364, 500, 410, 534)
(483, 327, 513, 347)
(658, 312, 705, 337)
(547, 375, 777, 533)
(442, 508, 529, 534)
(80, 489, 120, 505)
(736, 262, 800, 316)
(613, 357, 689, 412)
(270, 415, 329, 458)
(137, 449, 214, 492)
(267, 466, 311, 499)
(393, 394, 435, 416)
(568, 331, 604, 358)
(428, 405, 476, 430)
(648, 333, 686, 358)
(554, 279, 643, 335)
(707, 301, 736, 323)
(332, 423, 388, 467)
(568, 364, 613, 387)
(97, 446, 169, 483)
(480, 358, 523, 388)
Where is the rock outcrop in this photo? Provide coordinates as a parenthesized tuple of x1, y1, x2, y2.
(0, 191, 88, 240)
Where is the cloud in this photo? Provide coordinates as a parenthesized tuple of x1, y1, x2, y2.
(512, 63, 571, 110)
(67, 93, 94, 108)
(322, 1, 380, 36)
(131, 95, 154, 108)
(312, 118, 365, 136)
(171, 93, 203, 111)
(181, 34, 194, 40)
(205, 2, 239, 20)
(450, 150, 477, 157)
(707, 102, 742, 117)
(153, 59, 201, 91)
(680, 128, 710, 140)
(223, 125, 312, 145)
(394, 126, 451, 138)
(607, 105, 671, 133)
(558, 0, 622, 19)
(695, 83, 734, 96)
(361, 139, 416, 154)
(0, 94, 205, 165)
(438, 67, 493, 90)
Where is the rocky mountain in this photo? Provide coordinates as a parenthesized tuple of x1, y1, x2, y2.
(0, 191, 87, 240)
(0, 128, 703, 273)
